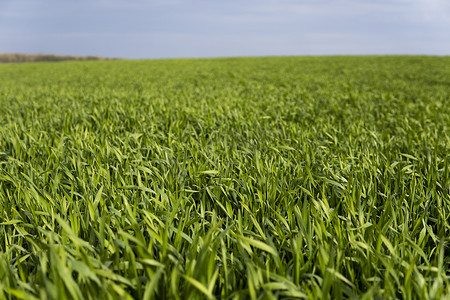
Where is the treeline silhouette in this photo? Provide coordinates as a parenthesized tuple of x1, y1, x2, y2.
(0, 53, 120, 63)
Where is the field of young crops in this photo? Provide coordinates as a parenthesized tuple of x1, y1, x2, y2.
(0, 56, 449, 299)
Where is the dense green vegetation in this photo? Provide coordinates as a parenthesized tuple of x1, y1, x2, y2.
(0, 56, 449, 299)
(0, 53, 116, 63)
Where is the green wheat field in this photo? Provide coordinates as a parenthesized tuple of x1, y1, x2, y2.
(0, 56, 449, 299)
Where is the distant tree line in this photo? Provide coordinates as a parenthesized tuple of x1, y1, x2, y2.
(0, 53, 120, 63)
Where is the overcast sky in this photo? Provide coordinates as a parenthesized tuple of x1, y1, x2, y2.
(0, 0, 449, 58)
